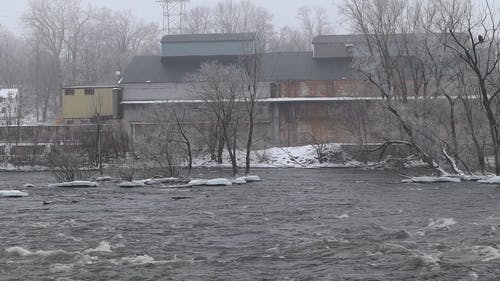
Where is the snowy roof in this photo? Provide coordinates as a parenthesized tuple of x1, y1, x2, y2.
(0, 88, 18, 99)
(120, 52, 356, 84)
(161, 33, 255, 43)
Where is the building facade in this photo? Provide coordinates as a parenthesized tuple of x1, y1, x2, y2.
(119, 33, 380, 147)
(61, 85, 122, 124)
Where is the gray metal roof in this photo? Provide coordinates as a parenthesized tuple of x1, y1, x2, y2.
(120, 52, 356, 84)
(161, 33, 255, 43)
(313, 34, 366, 44)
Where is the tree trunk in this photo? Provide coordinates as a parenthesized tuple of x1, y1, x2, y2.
(461, 97, 486, 173)
(245, 103, 255, 175)
(222, 123, 238, 176)
(97, 122, 103, 176)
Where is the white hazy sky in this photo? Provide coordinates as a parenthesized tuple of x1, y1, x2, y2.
(0, 0, 345, 33)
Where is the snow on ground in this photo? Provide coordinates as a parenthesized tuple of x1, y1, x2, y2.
(48, 181, 98, 188)
(402, 176, 462, 184)
(193, 144, 363, 168)
(0, 190, 29, 197)
(0, 163, 47, 172)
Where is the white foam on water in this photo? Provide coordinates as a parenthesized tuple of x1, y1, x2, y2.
(468, 271, 479, 281)
(50, 263, 74, 273)
(6, 246, 32, 257)
(419, 252, 442, 266)
(427, 218, 457, 230)
(203, 211, 215, 216)
(5, 246, 98, 266)
(31, 222, 52, 228)
(84, 241, 112, 254)
(56, 233, 82, 242)
(470, 246, 500, 262)
(112, 234, 124, 240)
(117, 254, 163, 265)
(336, 213, 350, 219)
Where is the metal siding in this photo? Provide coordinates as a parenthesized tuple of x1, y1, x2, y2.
(62, 88, 114, 119)
(162, 41, 254, 57)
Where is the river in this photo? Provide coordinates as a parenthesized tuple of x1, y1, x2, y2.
(1, 168, 499, 280)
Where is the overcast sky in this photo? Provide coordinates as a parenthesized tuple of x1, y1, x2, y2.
(0, 0, 344, 33)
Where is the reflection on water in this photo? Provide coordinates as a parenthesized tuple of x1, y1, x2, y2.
(1, 168, 499, 280)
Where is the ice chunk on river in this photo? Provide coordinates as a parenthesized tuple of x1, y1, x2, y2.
(144, 177, 184, 185)
(243, 175, 262, 182)
(232, 177, 247, 184)
(188, 178, 232, 186)
(118, 181, 146, 188)
(206, 178, 232, 186)
(478, 176, 500, 184)
(0, 190, 28, 197)
(188, 179, 207, 186)
(48, 181, 98, 188)
(402, 176, 461, 183)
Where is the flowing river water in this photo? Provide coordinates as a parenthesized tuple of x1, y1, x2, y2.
(1, 168, 500, 280)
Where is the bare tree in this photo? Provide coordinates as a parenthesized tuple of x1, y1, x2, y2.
(435, 0, 500, 175)
(298, 6, 333, 46)
(188, 61, 245, 176)
(239, 37, 263, 175)
(184, 6, 213, 34)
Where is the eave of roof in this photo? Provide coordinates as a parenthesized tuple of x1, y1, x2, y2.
(161, 32, 255, 43)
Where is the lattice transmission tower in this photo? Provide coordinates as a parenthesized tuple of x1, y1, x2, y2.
(157, 0, 189, 34)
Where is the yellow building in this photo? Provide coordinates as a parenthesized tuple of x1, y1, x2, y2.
(62, 85, 121, 124)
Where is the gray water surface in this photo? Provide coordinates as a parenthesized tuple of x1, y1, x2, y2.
(1, 168, 499, 280)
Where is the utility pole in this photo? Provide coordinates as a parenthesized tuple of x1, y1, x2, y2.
(157, 0, 189, 34)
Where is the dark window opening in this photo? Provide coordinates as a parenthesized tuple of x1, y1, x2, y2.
(64, 89, 75, 95)
(270, 83, 278, 98)
(84, 88, 94, 95)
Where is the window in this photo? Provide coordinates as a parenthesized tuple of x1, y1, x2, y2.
(270, 83, 278, 98)
(64, 89, 75, 95)
(1, 107, 5, 114)
(84, 88, 94, 95)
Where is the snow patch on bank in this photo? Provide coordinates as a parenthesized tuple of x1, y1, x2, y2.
(193, 144, 363, 168)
